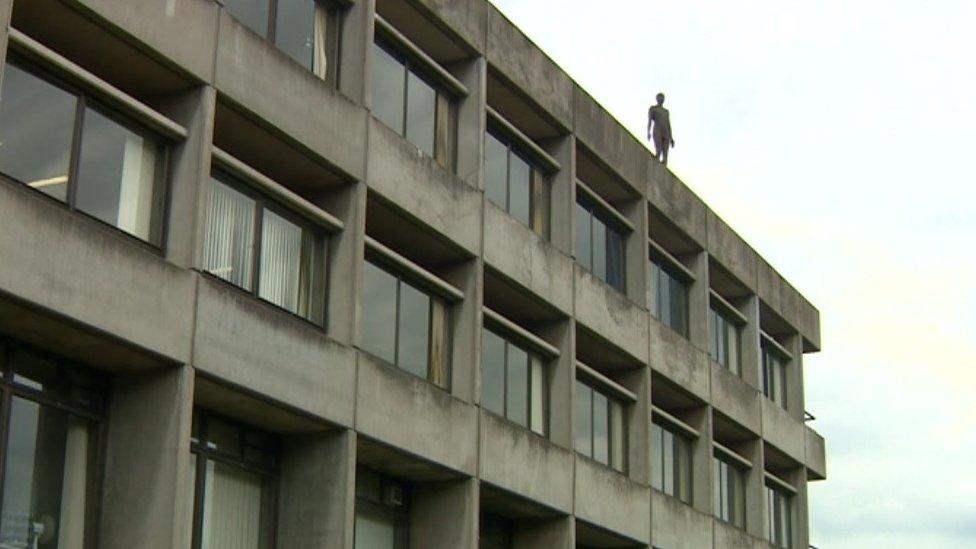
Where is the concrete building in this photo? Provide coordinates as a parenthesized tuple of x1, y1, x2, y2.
(0, 0, 826, 548)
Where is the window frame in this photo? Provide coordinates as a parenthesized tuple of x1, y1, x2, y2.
(713, 454, 747, 528)
(650, 418, 694, 503)
(190, 408, 280, 549)
(203, 170, 329, 326)
(479, 325, 547, 436)
(574, 373, 628, 473)
(354, 467, 409, 549)
(361, 256, 452, 389)
(575, 194, 628, 292)
(484, 124, 551, 238)
(761, 333, 790, 410)
(764, 480, 794, 548)
(0, 56, 170, 249)
(708, 295, 744, 376)
(648, 253, 690, 337)
(0, 338, 107, 549)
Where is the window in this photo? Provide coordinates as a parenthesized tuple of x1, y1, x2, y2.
(223, 0, 339, 78)
(479, 512, 513, 549)
(0, 341, 103, 549)
(0, 59, 166, 244)
(485, 129, 548, 236)
(765, 483, 792, 548)
(713, 456, 746, 528)
(361, 260, 449, 387)
(190, 410, 277, 549)
(481, 328, 546, 435)
(575, 380, 625, 471)
(651, 421, 692, 503)
(371, 40, 452, 165)
(203, 172, 327, 323)
(575, 197, 625, 292)
(709, 305, 740, 375)
(649, 257, 688, 337)
(762, 341, 788, 410)
(355, 468, 408, 549)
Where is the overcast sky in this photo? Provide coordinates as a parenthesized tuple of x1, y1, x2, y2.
(489, 1, 976, 546)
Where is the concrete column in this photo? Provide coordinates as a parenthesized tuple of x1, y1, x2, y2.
(0, 0, 14, 77)
(318, 181, 366, 346)
(786, 333, 805, 423)
(792, 467, 810, 549)
(443, 259, 480, 403)
(99, 366, 195, 549)
(621, 198, 647, 306)
(278, 429, 357, 549)
(688, 406, 712, 515)
(154, 85, 217, 270)
(513, 515, 574, 549)
(539, 319, 573, 448)
(740, 295, 762, 392)
(687, 250, 710, 353)
(339, 0, 371, 105)
(409, 478, 479, 549)
(618, 366, 650, 484)
(740, 438, 765, 538)
(547, 134, 574, 255)
(452, 56, 486, 187)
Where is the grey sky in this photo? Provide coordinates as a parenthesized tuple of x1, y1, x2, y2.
(489, 1, 976, 547)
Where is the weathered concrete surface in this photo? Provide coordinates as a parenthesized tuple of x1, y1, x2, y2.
(409, 0, 488, 53)
(367, 118, 483, 256)
(483, 202, 574, 315)
(193, 276, 357, 427)
(714, 519, 768, 549)
(761, 398, 806, 464)
(650, 489, 713, 549)
(573, 85, 646, 195)
(215, 12, 367, 181)
(648, 319, 711, 402)
(410, 478, 478, 549)
(805, 426, 827, 480)
(0, 182, 195, 364)
(574, 457, 651, 544)
(647, 162, 708, 246)
(710, 363, 762, 435)
(355, 352, 478, 475)
(706, 210, 759, 290)
(485, 6, 573, 130)
(479, 410, 574, 514)
(574, 266, 650, 364)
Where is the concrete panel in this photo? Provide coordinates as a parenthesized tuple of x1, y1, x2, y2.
(714, 520, 768, 549)
(193, 276, 356, 427)
(479, 411, 574, 514)
(412, 0, 487, 53)
(0, 182, 195, 363)
(648, 320, 711, 402)
(650, 489, 712, 549)
(573, 85, 646, 194)
(646, 163, 708, 247)
(779, 279, 801, 332)
(706, 210, 758, 290)
(574, 457, 651, 544)
(710, 364, 762, 435)
(355, 352, 478, 475)
(756, 259, 782, 314)
(485, 6, 573, 129)
(483, 203, 574, 315)
(760, 398, 805, 463)
(411, 478, 479, 549)
(215, 12, 367, 180)
(77, 0, 219, 83)
(805, 426, 827, 480)
(367, 118, 483, 255)
(797, 298, 821, 352)
(574, 267, 649, 364)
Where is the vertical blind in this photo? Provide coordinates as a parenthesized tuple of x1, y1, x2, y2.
(201, 460, 266, 549)
(204, 179, 256, 289)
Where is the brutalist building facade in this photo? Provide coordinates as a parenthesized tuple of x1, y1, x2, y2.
(0, 0, 826, 548)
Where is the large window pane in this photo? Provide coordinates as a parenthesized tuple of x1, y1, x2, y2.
(258, 209, 304, 314)
(0, 62, 76, 202)
(651, 423, 663, 491)
(397, 281, 430, 379)
(575, 203, 592, 270)
(508, 153, 531, 226)
(224, 0, 270, 37)
(575, 381, 592, 456)
(505, 344, 528, 427)
(275, 0, 316, 69)
(75, 108, 159, 241)
(204, 179, 257, 290)
(361, 262, 398, 363)
(371, 44, 405, 134)
(405, 72, 436, 157)
(355, 510, 396, 549)
(669, 276, 688, 336)
(530, 357, 545, 435)
(0, 397, 92, 549)
(606, 226, 624, 290)
(481, 329, 505, 416)
(592, 216, 607, 281)
(484, 132, 508, 208)
(201, 460, 272, 549)
(592, 391, 609, 465)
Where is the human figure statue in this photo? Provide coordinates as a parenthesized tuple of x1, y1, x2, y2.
(647, 93, 675, 166)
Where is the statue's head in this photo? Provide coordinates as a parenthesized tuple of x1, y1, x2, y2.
(656, 93, 665, 105)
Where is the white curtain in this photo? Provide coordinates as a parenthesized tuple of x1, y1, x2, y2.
(57, 416, 89, 549)
(258, 210, 304, 315)
(116, 134, 157, 240)
(204, 180, 256, 289)
(201, 461, 264, 549)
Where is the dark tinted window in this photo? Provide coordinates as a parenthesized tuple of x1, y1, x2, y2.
(274, 0, 316, 69)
